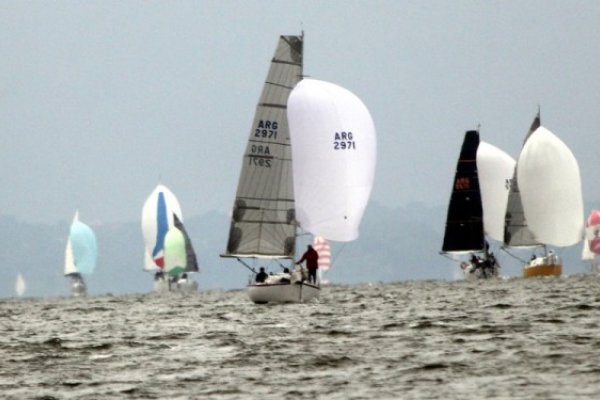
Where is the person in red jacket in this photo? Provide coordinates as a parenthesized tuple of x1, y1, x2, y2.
(296, 245, 319, 284)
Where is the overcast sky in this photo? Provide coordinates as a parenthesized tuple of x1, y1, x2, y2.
(2, 1, 600, 225)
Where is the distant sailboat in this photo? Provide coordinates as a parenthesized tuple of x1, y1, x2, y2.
(515, 115, 584, 277)
(582, 209, 600, 273)
(313, 236, 331, 285)
(221, 33, 376, 304)
(164, 214, 199, 291)
(441, 130, 515, 279)
(141, 184, 198, 292)
(15, 273, 26, 298)
(64, 211, 97, 297)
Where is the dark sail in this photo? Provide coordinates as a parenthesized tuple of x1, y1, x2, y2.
(173, 214, 199, 273)
(441, 130, 484, 253)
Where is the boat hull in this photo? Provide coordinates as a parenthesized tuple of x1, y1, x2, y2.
(153, 278, 198, 293)
(247, 282, 320, 304)
(71, 280, 87, 298)
(523, 262, 562, 277)
(460, 261, 499, 280)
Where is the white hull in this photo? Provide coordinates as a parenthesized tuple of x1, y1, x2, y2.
(248, 281, 320, 304)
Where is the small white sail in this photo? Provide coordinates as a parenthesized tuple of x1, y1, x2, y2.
(477, 141, 515, 242)
(517, 126, 584, 246)
(287, 78, 377, 242)
(15, 273, 26, 297)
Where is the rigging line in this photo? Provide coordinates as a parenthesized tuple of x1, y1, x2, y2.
(439, 252, 461, 263)
(499, 247, 528, 264)
(331, 243, 347, 265)
(235, 257, 257, 274)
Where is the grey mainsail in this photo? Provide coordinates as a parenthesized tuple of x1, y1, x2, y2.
(223, 34, 303, 259)
(503, 112, 541, 247)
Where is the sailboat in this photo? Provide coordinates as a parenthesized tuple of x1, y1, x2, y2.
(441, 130, 515, 279)
(313, 236, 331, 285)
(15, 273, 26, 298)
(582, 209, 600, 273)
(141, 184, 198, 292)
(515, 115, 584, 277)
(221, 34, 376, 304)
(64, 211, 97, 297)
(163, 214, 199, 291)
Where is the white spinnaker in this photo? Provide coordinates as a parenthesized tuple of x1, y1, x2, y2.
(141, 184, 183, 270)
(477, 141, 515, 242)
(287, 79, 376, 242)
(517, 126, 584, 246)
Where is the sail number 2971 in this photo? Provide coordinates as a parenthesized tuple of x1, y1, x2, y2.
(333, 131, 356, 150)
(254, 120, 278, 139)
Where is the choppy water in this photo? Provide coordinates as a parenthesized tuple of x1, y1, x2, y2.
(2, 275, 600, 399)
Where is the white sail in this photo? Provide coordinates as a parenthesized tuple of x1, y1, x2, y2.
(15, 273, 26, 297)
(477, 142, 515, 242)
(517, 126, 584, 246)
(141, 184, 183, 270)
(287, 79, 377, 242)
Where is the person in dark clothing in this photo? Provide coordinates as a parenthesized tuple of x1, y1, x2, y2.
(255, 267, 268, 283)
(296, 245, 319, 284)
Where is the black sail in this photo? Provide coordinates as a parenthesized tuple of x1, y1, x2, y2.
(442, 130, 484, 253)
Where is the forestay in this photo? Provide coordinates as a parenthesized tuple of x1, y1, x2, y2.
(287, 79, 377, 242)
(517, 127, 584, 246)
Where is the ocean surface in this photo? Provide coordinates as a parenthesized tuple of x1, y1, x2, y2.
(2, 275, 600, 400)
